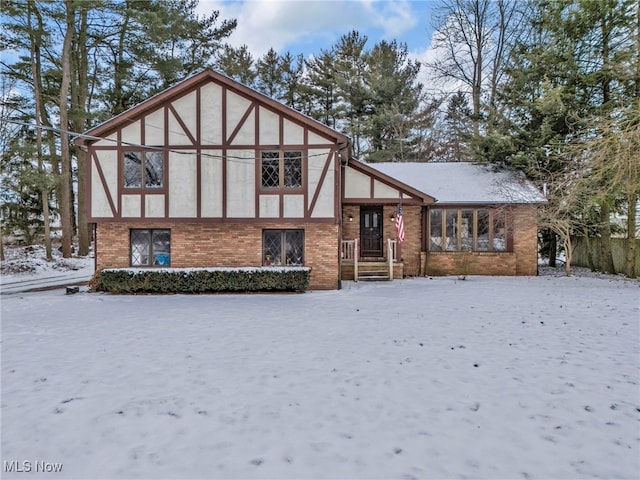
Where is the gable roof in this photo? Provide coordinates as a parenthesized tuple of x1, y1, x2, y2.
(370, 162, 546, 204)
(74, 68, 349, 147)
(346, 159, 436, 204)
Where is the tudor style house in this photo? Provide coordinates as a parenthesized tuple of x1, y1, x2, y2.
(76, 68, 544, 290)
(340, 161, 545, 281)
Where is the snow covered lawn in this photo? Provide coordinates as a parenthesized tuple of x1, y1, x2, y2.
(2, 275, 639, 479)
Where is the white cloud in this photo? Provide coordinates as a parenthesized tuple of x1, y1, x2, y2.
(197, 0, 421, 58)
(408, 28, 469, 99)
(361, 0, 418, 39)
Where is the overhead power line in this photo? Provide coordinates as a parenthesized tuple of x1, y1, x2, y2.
(1, 118, 342, 166)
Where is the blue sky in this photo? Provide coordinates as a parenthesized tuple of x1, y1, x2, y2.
(197, 0, 437, 64)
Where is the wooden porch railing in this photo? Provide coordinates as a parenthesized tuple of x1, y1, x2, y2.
(388, 238, 397, 280)
(341, 239, 359, 281)
(342, 238, 398, 282)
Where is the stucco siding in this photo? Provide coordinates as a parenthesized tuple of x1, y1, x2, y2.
(168, 151, 197, 217)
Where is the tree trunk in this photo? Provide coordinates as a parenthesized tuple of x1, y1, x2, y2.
(58, 0, 75, 258)
(548, 229, 557, 267)
(625, 193, 637, 278)
(28, 0, 52, 261)
(598, 201, 615, 274)
(583, 228, 595, 271)
(73, 3, 90, 256)
(563, 232, 572, 276)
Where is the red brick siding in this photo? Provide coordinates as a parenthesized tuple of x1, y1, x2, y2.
(513, 205, 539, 275)
(342, 206, 360, 244)
(424, 204, 539, 276)
(426, 251, 518, 276)
(393, 204, 421, 277)
(340, 204, 421, 277)
(96, 222, 340, 290)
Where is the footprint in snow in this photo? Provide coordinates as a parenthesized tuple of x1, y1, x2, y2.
(61, 397, 82, 404)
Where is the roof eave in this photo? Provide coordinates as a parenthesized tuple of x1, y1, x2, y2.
(75, 68, 350, 148)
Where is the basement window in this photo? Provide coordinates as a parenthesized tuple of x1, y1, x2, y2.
(262, 229, 304, 266)
(130, 229, 171, 266)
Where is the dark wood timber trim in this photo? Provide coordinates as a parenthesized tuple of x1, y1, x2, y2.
(88, 216, 338, 225)
(303, 128, 309, 218)
(140, 115, 146, 217)
(196, 87, 202, 218)
(117, 129, 122, 215)
(168, 103, 197, 146)
(308, 150, 333, 217)
(75, 69, 348, 148)
(227, 102, 256, 145)
(221, 86, 228, 220)
(343, 198, 424, 206)
(164, 106, 170, 217)
(91, 151, 117, 217)
(84, 70, 350, 225)
(346, 160, 436, 204)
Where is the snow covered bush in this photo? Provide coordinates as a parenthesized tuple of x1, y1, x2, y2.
(91, 267, 311, 294)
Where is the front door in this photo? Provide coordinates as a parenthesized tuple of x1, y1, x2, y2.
(360, 206, 383, 257)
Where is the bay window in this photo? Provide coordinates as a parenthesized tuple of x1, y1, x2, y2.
(429, 208, 509, 252)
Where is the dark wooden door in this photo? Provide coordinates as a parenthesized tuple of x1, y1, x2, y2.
(360, 206, 383, 257)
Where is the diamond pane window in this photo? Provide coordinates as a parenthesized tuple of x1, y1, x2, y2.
(124, 152, 142, 188)
(283, 151, 302, 188)
(263, 230, 304, 266)
(145, 152, 164, 188)
(262, 152, 280, 189)
(130, 229, 170, 266)
(261, 150, 303, 189)
(263, 230, 282, 265)
(124, 151, 164, 189)
(284, 230, 304, 265)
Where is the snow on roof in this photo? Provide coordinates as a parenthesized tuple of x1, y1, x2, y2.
(369, 162, 546, 204)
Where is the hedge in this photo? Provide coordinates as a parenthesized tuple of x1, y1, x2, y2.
(91, 267, 311, 294)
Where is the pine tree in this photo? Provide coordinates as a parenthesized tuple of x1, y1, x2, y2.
(364, 40, 422, 162)
(216, 44, 256, 86)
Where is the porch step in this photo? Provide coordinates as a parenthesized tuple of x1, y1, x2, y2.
(358, 270, 390, 281)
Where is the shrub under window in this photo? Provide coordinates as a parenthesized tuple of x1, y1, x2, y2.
(131, 229, 170, 266)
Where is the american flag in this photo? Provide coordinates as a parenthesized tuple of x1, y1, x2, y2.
(395, 204, 405, 243)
